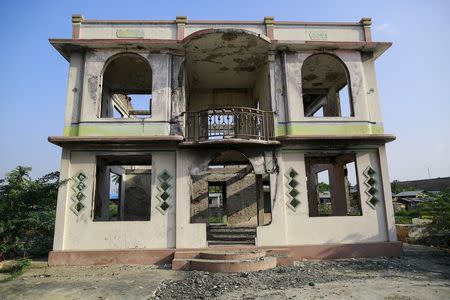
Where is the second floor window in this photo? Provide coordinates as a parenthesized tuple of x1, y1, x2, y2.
(301, 53, 354, 117)
(100, 53, 152, 119)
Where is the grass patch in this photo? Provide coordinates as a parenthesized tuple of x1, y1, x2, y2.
(0, 259, 31, 282)
(395, 216, 413, 224)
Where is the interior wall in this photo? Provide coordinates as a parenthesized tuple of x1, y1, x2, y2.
(191, 167, 258, 227)
(188, 88, 254, 111)
(253, 64, 271, 111)
(123, 169, 152, 221)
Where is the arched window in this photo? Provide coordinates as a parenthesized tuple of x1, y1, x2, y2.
(301, 54, 353, 117)
(100, 53, 152, 118)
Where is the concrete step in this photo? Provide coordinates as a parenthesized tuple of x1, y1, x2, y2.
(208, 240, 255, 246)
(207, 234, 256, 241)
(208, 227, 257, 233)
(189, 256, 277, 273)
(199, 250, 266, 260)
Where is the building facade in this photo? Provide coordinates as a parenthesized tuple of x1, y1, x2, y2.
(48, 15, 402, 266)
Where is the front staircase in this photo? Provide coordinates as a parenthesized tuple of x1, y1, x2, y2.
(207, 224, 256, 246)
(172, 249, 291, 272)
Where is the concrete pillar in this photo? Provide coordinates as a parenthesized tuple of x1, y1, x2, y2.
(329, 163, 347, 216)
(324, 87, 340, 116)
(79, 51, 105, 121)
(256, 150, 287, 246)
(52, 149, 71, 250)
(176, 150, 207, 248)
(284, 52, 305, 125)
(378, 146, 398, 241)
(306, 164, 319, 217)
(148, 53, 171, 122)
(267, 52, 279, 125)
(94, 163, 110, 220)
(256, 174, 264, 225)
(64, 52, 84, 135)
(170, 55, 186, 135)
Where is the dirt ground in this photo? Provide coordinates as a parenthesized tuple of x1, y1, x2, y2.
(0, 244, 449, 300)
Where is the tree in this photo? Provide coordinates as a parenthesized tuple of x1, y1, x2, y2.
(0, 166, 59, 259)
(317, 182, 329, 193)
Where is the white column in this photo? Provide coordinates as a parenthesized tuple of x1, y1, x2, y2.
(378, 145, 398, 241)
(52, 149, 71, 250)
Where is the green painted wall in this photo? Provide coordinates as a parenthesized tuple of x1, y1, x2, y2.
(276, 123, 384, 136)
(64, 123, 170, 136)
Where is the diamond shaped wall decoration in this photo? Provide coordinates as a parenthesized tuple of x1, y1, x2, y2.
(156, 169, 172, 215)
(70, 172, 87, 216)
(285, 167, 300, 211)
(363, 166, 379, 209)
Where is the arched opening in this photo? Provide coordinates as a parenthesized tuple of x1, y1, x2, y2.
(184, 30, 274, 141)
(301, 53, 354, 117)
(100, 53, 152, 118)
(190, 150, 272, 245)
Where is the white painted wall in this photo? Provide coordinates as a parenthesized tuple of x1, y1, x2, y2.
(257, 150, 396, 246)
(55, 151, 176, 250)
(274, 25, 364, 41)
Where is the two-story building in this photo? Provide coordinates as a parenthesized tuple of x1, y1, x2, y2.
(48, 15, 402, 269)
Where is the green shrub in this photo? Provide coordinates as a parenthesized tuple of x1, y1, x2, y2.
(0, 166, 59, 259)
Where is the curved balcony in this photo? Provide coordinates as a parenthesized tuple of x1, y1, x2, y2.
(185, 107, 275, 143)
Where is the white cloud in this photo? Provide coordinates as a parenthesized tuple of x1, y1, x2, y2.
(375, 23, 394, 34)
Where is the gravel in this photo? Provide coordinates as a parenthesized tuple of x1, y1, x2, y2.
(152, 245, 450, 299)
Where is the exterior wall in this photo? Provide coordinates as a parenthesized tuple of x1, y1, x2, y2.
(273, 25, 364, 41)
(79, 24, 177, 39)
(65, 49, 171, 137)
(191, 167, 258, 226)
(281, 149, 391, 245)
(51, 17, 397, 255)
(77, 22, 364, 42)
(65, 20, 382, 139)
(276, 50, 382, 137)
(176, 150, 207, 248)
(256, 150, 288, 246)
(53, 150, 176, 250)
(256, 147, 395, 247)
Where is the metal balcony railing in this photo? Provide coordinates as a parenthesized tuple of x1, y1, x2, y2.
(185, 107, 275, 142)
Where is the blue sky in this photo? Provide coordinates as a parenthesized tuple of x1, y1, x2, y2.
(0, 0, 449, 181)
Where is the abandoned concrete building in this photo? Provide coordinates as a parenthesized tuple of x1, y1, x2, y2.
(48, 15, 402, 271)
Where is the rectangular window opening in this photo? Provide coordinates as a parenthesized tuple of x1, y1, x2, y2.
(94, 155, 152, 221)
(306, 154, 362, 217)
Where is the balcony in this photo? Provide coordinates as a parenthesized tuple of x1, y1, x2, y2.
(185, 107, 275, 143)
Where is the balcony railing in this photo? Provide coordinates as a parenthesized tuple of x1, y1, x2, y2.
(185, 107, 275, 142)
